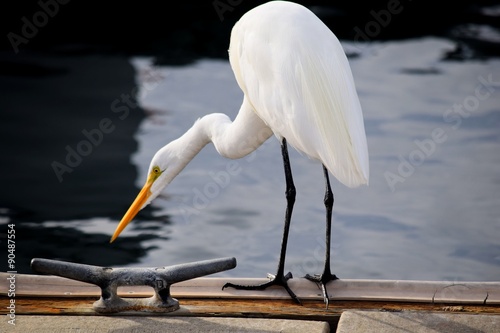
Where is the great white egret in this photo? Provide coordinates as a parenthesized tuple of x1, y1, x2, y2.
(110, 1, 369, 306)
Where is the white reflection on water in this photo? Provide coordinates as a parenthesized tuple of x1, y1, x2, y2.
(124, 38, 500, 281)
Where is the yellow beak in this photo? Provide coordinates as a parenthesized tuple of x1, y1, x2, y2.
(110, 181, 153, 243)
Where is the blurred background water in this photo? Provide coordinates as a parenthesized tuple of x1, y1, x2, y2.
(0, 1, 499, 281)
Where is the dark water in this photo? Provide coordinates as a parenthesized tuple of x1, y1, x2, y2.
(1, 2, 499, 281)
(0, 53, 156, 269)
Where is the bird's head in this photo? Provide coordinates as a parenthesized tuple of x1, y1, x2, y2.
(110, 144, 181, 243)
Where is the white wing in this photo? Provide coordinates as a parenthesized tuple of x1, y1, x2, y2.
(229, 1, 369, 187)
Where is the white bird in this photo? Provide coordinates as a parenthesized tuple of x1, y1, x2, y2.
(110, 1, 369, 307)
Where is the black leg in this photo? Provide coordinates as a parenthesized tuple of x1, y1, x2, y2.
(305, 165, 338, 309)
(223, 138, 301, 304)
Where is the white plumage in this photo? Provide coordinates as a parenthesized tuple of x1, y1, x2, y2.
(229, 1, 369, 187)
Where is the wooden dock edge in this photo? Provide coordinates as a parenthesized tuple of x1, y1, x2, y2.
(1, 272, 500, 322)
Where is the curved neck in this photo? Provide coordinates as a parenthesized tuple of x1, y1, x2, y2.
(179, 99, 273, 161)
(152, 100, 273, 196)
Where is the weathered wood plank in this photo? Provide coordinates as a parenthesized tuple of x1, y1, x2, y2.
(3, 272, 499, 328)
(2, 273, 500, 304)
(2, 297, 500, 318)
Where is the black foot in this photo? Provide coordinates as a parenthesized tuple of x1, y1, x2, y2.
(223, 272, 302, 305)
(305, 272, 338, 309)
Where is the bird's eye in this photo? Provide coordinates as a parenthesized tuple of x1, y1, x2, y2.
(149, 166, 163, 182)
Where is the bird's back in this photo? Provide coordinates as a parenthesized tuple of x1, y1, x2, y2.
(229, 1, 369, 187)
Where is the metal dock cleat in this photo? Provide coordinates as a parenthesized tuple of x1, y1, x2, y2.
(31, 257, 237, 313)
